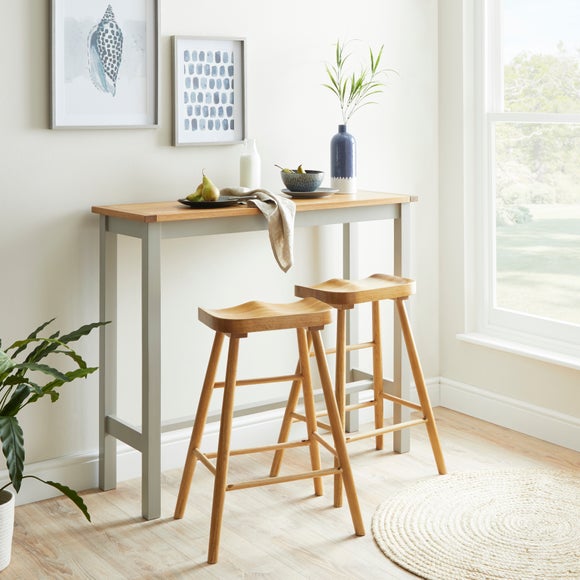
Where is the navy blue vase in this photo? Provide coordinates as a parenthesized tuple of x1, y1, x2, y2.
(330, 124, 357, 193)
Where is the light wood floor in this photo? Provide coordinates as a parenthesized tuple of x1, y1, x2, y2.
(8, 408, 579, 579)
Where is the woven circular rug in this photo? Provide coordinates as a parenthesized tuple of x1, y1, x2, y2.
(371, 468, 580, 580)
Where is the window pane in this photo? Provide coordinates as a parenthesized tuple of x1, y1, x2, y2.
(494, 122, 580, 324)
(502, 0, 580, 113)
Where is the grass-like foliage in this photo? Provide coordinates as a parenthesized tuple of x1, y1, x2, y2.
(324, 39, 397, 124)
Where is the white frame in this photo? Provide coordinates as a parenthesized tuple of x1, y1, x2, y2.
(51, 0, 158, 129)
(172, 36, 246, 146)
(472, 0, 580, 357)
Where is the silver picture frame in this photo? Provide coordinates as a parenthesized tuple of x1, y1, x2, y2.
(173, 36, 246, 146)
(51, 0, 159, 129)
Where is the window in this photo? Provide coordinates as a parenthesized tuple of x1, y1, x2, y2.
(473, 0, 580, 359)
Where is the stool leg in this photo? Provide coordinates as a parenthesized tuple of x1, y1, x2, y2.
(270, 334, 312, 480)
(333, 308, 347, 507)
(269, 372, 301, 476)
(208, 335, 240, 564)
(311, 329, 365, 537)
(395, 299, 447, 475)
(371, 301, 384, 451)
(174, 331, 225, 520)
(297, 327, 324, 496)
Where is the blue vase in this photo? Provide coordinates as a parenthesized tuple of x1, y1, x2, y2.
(330, 124, 357, 193)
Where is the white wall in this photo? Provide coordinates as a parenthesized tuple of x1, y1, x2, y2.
(0, 0, 439, 498)
(438, 1, 580, 434)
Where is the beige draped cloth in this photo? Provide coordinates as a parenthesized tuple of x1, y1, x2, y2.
(239, 189, 296, 272)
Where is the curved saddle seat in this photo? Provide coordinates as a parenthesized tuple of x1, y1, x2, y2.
(295, 274, 416, 307)
(199, 297, 332, 335)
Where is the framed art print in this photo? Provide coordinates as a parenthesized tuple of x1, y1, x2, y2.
(51, 0, 158, 129)
(173, 36, 246, 146)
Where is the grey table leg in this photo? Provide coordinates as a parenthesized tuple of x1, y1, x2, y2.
(393, 203, 411, 453)
(142, 223, 162, 520)
(342, 222, 360, 433)
(99, 217, 118, 491)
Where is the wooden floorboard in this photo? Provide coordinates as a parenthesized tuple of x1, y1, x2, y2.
(7, 408, 580, 579)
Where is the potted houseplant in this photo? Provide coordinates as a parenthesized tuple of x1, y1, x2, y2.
(0, 318, 108, 569)
(324, 39, 396, 193)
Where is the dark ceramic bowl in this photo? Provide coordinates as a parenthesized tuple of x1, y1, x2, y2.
(281, 170, 324, 192)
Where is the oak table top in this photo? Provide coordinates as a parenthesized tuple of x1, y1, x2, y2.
(92, 190, 415, 223)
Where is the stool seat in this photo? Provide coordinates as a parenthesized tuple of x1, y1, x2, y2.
(199, 297, 332, 335)
(295, 274, 416, 307)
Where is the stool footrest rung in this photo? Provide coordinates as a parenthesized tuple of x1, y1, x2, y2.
(194, 448, 217, 475)
(316, 419, 332, 431)
(304, 399, 377, 426)
(214, 373, 301, 388)
(344, 400, 376, 413)
(315, 341, 374, 357)
(227, 467, 340, 491)
(381, 392, 423, 412)
(345, 418, 427, 443)
(204, 438, 310, 461)
(289, 411, 333, 433)
(311, 431, 338, 457)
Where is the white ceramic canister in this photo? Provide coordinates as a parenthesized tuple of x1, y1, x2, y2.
(0, 490, 15, 571)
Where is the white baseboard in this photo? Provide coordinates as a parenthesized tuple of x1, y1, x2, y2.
(5, 376, 577, 507)
(438, 377, 580, 452)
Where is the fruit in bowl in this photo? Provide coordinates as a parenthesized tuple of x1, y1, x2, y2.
(279, 165, 324, 192)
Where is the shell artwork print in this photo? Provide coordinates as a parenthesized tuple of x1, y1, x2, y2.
(87, 5, 124, 96)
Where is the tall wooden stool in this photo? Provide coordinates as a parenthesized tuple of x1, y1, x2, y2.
(174, 297, 365, 564)
(271, 274, 446, 506)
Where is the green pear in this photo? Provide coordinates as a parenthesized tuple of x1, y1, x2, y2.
(186, 182, 203, 201)
(296, 164, 306, 174)
(201, 170, 220, 201)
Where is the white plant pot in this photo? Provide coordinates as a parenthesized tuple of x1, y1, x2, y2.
(0, 490, 14, 571)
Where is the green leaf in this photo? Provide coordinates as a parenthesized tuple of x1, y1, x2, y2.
(21, 475, 91, 522)
(54, 348, 88, 370)
(0, 350, 14, 375)
(9, 337, 63, 363)
(9, 318, 56, 358)
(13, 362, 70, 383)
(27, 366, 98, 404)
(58, 321, 109, 347)
(23, 333, 60, 364)
(0, 375, 27, 387)
(1, 384, 32, 416)
(0, 416, 25, 492)
(8, 320, 109, 365)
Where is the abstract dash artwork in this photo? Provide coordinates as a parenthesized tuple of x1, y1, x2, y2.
(51, 0, 158, 128)
(173, 37, 246, 146)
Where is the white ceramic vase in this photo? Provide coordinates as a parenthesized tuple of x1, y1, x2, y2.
(0, 490, 14, 571)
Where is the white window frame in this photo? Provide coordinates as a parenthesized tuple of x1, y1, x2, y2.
(461, 0, 580, 369)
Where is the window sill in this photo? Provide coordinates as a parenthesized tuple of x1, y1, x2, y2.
(456, 332, 580, 371)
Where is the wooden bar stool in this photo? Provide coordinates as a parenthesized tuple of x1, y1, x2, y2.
(174, 297, 365, 564)
(271, 274, 447, 506)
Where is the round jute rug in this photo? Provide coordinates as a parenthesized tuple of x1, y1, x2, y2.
(371, 468, 580, 580)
